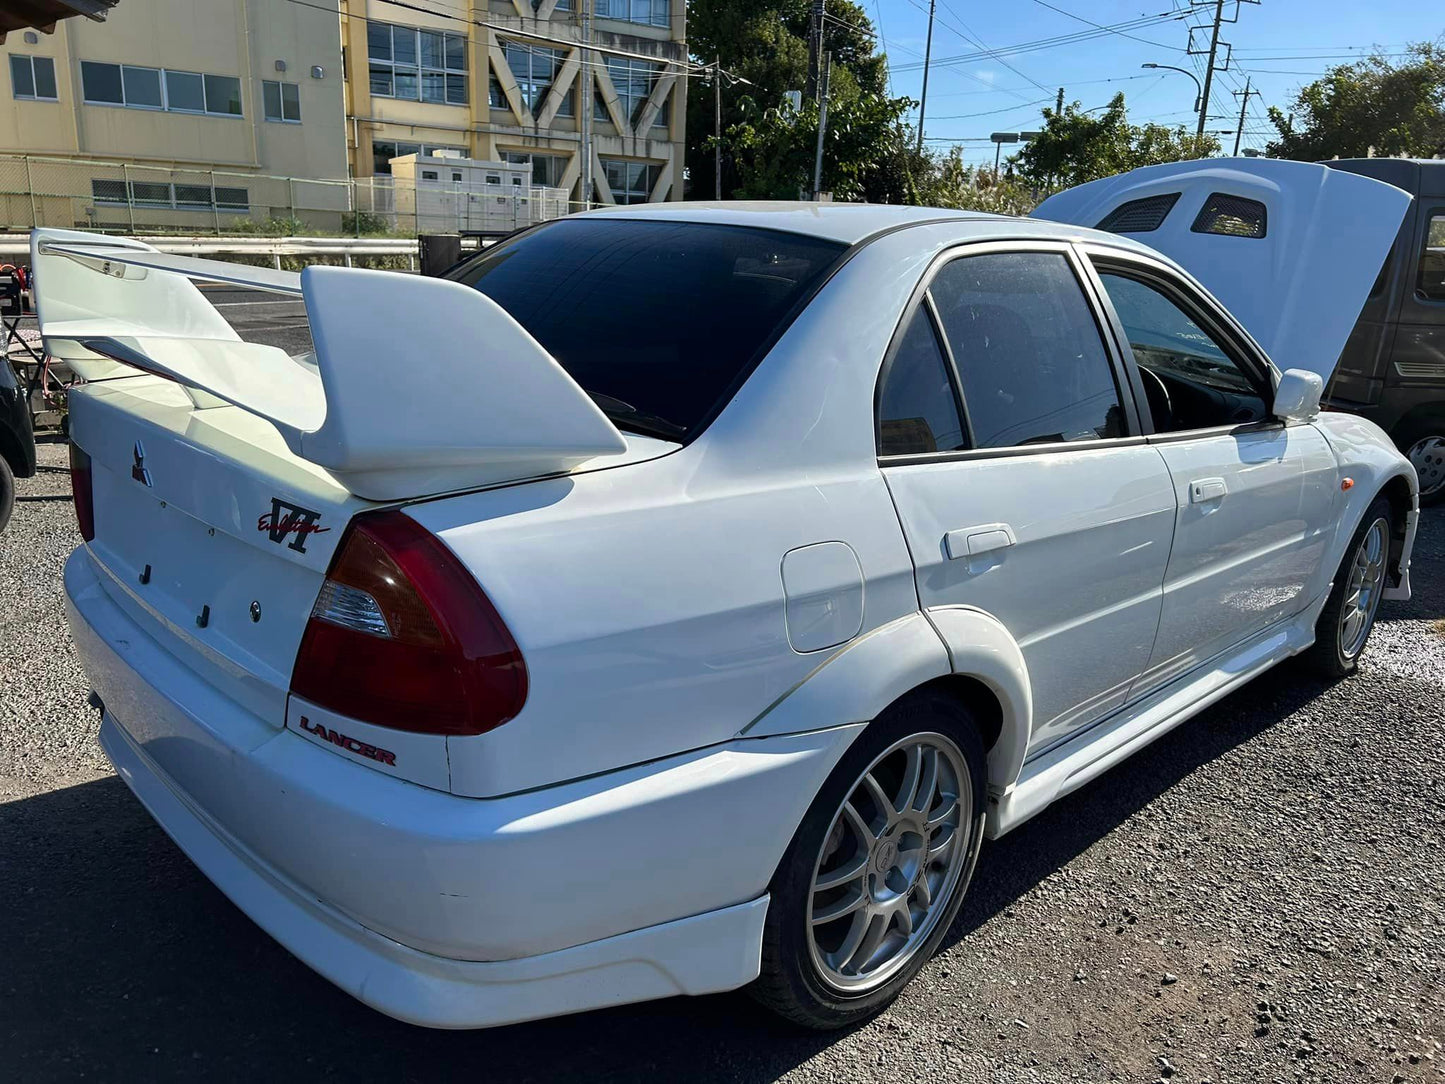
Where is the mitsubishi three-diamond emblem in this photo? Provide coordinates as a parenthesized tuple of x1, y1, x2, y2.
(131, 440, 152, 487)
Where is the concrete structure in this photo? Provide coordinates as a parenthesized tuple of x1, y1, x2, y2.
(0, 0, 348, 229)
(341, 0, 687, 207)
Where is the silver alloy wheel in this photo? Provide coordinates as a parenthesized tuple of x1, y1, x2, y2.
(1407, 435, 1445, 497)
(1339, 516, 1389, 658)
(807, 732, 971, 993)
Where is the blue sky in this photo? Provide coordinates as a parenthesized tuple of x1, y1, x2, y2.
(865, 0, 1442, 167)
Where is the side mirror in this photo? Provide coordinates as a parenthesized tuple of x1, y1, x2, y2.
(1274, 368, 1323, 425)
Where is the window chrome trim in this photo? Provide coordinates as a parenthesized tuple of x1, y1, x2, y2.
(879, 434, 1151, 468)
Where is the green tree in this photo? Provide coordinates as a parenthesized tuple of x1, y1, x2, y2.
(685, 0, 914, 201)
(1011, 93, 1218, 189)
(1266, 44, 1445, 160)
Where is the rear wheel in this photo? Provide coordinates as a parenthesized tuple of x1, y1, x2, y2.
(0, 455, 13, 534)
(1396, 417, 1445, 506)
(750, 691, 987, 1029)
(1305, 495, 1393, 678)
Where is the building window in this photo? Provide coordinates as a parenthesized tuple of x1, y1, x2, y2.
(10, 54, 57, 100)
(262, 79, 301, 122)
(80, 61, 241, 115)
(371, 140, 467, 175)
(504, 152, 568, 188)
(91, 179, 250, 211)
(595, 0, 668, 28)
(488, 74, 507, 110)
(501, 42, 572, 117)
(367, 21, 467, 105)
(601, 158, 659, 204)
(596, 57, 663, 127)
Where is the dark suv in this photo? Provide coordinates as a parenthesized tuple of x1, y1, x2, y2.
(1326, 158, 1445, 503)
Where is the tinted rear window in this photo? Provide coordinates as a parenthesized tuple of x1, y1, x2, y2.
(449, 219, 848, 440)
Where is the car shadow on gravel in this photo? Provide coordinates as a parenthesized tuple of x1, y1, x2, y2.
(0, 666, 1348, 1084)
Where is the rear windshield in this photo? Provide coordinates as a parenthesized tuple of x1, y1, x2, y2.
(448, 218, 848, 441)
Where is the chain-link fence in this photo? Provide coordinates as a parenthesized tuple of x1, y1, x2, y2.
(0, 153, 579, 236)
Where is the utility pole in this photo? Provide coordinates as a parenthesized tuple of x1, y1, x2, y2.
(806, 0, 824, 100)
(1055, 86, 1064, 114)
(1232, 77, 1254, 155)
(812, 52, 831, 200)
(915, 0, 936, 153)
(714, 58, 723, 199)
(1196, 0, 1224, 139)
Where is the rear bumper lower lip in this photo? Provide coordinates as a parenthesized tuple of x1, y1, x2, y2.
(100, 713, 768, 1029)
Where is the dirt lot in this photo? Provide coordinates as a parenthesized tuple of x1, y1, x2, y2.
(2, 438, 1442, 1084)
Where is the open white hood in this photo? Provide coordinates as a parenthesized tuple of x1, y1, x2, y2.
(1032, 158, 1412, 380)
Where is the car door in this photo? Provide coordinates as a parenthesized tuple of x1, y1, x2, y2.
(1082, 249, 1340, 694)
(879, 242, 1177, 754)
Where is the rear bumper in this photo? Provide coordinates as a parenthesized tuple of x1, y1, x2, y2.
(100, 715, 767, 1029)
(65, 546, 861, 1027)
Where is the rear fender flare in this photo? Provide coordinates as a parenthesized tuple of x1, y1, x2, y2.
(925, 605, 1034, 793)
(739, 612, 951, 741)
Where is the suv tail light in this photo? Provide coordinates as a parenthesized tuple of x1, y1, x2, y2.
(290, 510, 527, 736)
(69, 443, 95, 542)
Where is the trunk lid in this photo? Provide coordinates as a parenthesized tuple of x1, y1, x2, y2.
(73, 375, 369, 726)
(1032, 158, 1413, 380)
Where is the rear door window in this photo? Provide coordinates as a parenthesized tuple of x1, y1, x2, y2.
(449, 219, 847, 440)
(928, 252, 1127, 448)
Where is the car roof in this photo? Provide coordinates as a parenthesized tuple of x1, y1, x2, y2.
(580, 200, 1165, 253)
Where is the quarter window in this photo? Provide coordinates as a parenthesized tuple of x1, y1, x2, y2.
(1419, 213, 1445, 302)
(877, 306, 967, 456)
(10, 55, 58, 100)
(1095, 270, 1267, 432)
(929, 252, 1126, 448)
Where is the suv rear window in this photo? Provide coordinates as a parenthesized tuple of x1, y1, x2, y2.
(449, 219, 848, 440)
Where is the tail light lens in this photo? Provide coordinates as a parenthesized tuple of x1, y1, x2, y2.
(290, 510, 527, 737)
(69, 443, 95, 542)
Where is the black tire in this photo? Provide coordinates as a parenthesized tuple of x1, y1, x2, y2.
(1394, 415, 1445, 506)
(749, 689, 988, 1030)
(0, 454, 13, 534)
(1304, 494, 1394, 679)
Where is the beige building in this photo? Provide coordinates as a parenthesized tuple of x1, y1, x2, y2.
(342, 0, 688, 207)
(0, 0, 349, 229)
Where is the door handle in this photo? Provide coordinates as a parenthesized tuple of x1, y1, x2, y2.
(945, 523, 1017, 560)
(1190, 477, 1228, 504)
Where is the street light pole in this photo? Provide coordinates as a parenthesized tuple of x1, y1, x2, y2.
(1141, 62, 1202, 117)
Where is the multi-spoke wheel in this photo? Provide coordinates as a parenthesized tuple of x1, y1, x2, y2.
(1405, 434, 1445, 504)
(1306, 494, 1395, 678)
(751, 691, 987, 1029)
(807, 735, 969, 992)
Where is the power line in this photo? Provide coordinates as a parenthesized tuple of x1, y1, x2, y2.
(890, 10, 1194, 73)
(1028, 0, 1180, 50)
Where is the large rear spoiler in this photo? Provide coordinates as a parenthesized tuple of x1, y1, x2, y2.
(30, 228, 627, 500)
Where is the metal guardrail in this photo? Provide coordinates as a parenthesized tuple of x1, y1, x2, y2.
(0, 233, 484, 268)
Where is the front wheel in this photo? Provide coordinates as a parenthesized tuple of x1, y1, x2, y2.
(1304, 495, 1393, 678)
(749, 691, 987, 1029)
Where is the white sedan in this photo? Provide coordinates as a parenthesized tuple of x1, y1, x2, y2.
(45, 158, 1418, 1031)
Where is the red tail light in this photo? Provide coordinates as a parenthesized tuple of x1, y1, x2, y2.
(69, 443, 95, 542)
(290, 510, 527, 736)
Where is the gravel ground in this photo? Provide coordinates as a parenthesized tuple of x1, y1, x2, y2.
(1, 439, 1442, 1084)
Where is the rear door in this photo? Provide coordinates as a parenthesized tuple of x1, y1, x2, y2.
(879, 242, 1177, 753)
(1081, 248, 1339, 692)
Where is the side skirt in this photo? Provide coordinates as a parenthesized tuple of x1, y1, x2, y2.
(986, 602, 1324, 839)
